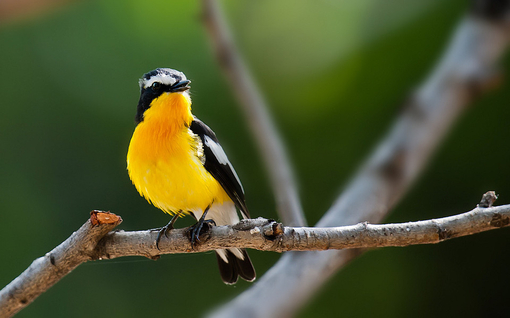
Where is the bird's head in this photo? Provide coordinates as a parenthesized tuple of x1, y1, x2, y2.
(135, 68, 192, 124)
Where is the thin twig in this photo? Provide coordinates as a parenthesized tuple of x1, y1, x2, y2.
(210, 5, 510, 318)
(2, 201, 510, 317)
(202, 0, 306, 227)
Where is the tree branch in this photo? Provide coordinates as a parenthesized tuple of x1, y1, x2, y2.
(201, 0, 306, 227)
(209, 3, 510, 318)
(0, 211, 122, 318)
(2, 194, 509, 317)
(91, 198, 510, 257)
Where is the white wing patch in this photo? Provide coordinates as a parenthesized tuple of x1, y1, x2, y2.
(204, 135, 228, 164)
(204, 135, 244, 193)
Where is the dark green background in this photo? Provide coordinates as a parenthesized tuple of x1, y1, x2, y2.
(1, 1, 509, 317)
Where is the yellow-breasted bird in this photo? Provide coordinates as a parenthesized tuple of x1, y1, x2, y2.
(127, 68, 255, 284)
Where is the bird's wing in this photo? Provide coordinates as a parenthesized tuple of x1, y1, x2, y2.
(189, 117, 250, 219)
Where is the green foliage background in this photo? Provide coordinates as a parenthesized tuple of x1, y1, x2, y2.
(1, 0, 510, 317)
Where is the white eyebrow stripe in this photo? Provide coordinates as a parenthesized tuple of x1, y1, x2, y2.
(142, 74, 178, 89)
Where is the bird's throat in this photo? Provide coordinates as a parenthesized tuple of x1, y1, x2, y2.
(141, 92, 193, 137)
(128, 92, 193, 165)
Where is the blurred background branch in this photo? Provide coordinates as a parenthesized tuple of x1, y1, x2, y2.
(210, 2, 510, 317)
(202, 0, 306, 227)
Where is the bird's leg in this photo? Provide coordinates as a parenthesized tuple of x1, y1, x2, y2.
(188, 203, 216, 248)
(154, 211, 181, 250)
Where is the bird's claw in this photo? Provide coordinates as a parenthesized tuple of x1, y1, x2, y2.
(153, 213, 180, 250)
(155, 223, 175, 250)
(189, 219, 216, 249)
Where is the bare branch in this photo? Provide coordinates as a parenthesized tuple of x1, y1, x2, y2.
(2, 199, 510, 317)
(210, 7, 510, 318)
(201, 0, 306, 227)
(0, 211, 122, 318)
(91, 202, 510, 257)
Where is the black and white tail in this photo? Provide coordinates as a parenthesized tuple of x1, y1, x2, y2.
(216, 249, 255, 284)
(193, 201, 256, 284)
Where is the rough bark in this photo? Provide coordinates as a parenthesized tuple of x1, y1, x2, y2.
(1, 195, 509, 317)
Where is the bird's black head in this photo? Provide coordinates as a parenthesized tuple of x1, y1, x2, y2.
(135, 68, 191, 124)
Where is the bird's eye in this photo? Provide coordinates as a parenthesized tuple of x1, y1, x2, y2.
(151, 82, 161, 90)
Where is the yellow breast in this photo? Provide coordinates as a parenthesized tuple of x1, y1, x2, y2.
(126, 92, 229, 215)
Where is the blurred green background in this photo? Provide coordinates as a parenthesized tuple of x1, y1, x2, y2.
(1, 0, 510, 317)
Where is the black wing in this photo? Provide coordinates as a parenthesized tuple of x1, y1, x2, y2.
(189, 118, 250, 219)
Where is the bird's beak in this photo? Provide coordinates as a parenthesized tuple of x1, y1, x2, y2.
(169, 80, 191, 92)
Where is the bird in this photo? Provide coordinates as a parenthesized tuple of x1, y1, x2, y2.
(126, 68, 256, 284)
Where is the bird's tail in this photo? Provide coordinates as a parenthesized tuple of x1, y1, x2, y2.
(197, 201, 256, 284)
(215, 248, 256, 285)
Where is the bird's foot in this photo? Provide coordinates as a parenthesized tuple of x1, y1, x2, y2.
(188, 219, 216, 249)
(155, 225, 173, 250)
(153, 214, 180, 250)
